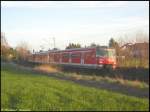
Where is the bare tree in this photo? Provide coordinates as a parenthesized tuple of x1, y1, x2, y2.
(16, 41, 30, 61)
(135, 31, 149, 43)
(1, 32, 9, 47)
(1, 32, 11, 61)
(116, 31, 149, 68)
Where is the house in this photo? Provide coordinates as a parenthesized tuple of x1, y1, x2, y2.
(122, 42, 149, 58)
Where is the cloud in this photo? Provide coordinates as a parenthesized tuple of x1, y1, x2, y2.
(1, 1, 139, 8)
(1, 1, 55, 8)
(4, 14, 148, 50)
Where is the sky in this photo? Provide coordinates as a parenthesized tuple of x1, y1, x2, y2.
(1, 1, 149, 51)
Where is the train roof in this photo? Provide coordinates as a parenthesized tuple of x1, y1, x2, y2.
(33, 46, 114, 55)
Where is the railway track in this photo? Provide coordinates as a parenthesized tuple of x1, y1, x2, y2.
(16, 61, 149, 83)
(61, 66, 149, 84)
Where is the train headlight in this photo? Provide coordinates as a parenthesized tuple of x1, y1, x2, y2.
(107, 58, 112, 62)
(99, 59, 104, 63)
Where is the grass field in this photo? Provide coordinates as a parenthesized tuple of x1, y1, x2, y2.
(1, 63, 149, 111)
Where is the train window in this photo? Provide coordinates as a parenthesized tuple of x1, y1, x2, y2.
(96, 48, 107, 57)
(96, 48, 116, 57)
(71, 53, 81, 58)
(54, 54, 60, 58)
(62, 53, 69, 58)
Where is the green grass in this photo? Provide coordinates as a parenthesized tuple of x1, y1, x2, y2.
(1, 63, 149, 111)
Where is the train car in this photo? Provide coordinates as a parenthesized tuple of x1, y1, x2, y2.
(28, 47, 116, 69)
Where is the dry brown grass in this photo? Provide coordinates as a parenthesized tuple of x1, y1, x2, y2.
(63, 72, 149, 89)
(33, 64, 59, 73)
(32, 65, 148, 89)
(115, 75, 126, 85)
(124, 79, 149, 89)
(112, 75, 148, 89)
(71, 73, 83, 80)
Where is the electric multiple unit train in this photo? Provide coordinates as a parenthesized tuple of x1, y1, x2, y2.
(28, 47, 116, 69)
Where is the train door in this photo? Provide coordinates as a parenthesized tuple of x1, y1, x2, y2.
(69, 53, 71, 63)
(71, 52, 81, 64)
(81, 52, 84, 64)
(84, 50, 96, 64)
(62, 53, 69, 63)
(59, 53, 62, 63)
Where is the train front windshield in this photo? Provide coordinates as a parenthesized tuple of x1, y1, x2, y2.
(96, 48, 116, 58)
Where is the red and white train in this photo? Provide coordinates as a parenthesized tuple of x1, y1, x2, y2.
(28, 47, 116, 69)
